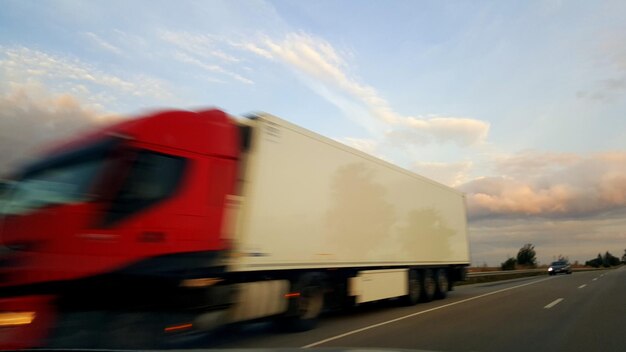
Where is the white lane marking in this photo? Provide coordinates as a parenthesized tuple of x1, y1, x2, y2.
(578, 284, 587, 289)
(301, 277, 553, 348)
(544, 298, 564, 309)
(593, 278, 598, 281)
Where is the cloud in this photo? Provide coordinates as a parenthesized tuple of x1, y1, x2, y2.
(235, 32, 490, 146)
(230, 41, 273, 59)
(154, 30, 490, 146)
(462, 177, 575, 217)
(466, 150, 626, 265)
(411, 161, 473, 187)
(576, 77, 626, 103)
(159, 31, 254, 84)
(0, 46, 172, 105)
(460, 151, 626, 219)
(0, 85, 117, 174)
(456, 149, 626, 267)
(83, 32, 123, 55)
(387, 116, 490, 147)
(260, 33, 398, 121)
(161, 31, 241, 63)
(577, 29, 626, 103)
(173, 52, 253, 85)
(338, 137, 379, 156)
(493, 150, 580, 177)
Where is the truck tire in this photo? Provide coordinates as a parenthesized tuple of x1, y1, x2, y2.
(281, 273, 326, 332)
(403, 269, 421, 305)
(421, 269, 436, 302)
(434, 269, 449, 299)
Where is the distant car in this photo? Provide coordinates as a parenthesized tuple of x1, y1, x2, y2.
(548, 261, 572, 275)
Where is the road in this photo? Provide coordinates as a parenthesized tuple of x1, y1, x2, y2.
(205, 266, 625, 352)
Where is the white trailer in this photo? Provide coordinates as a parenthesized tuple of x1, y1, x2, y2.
(216, 113, 469, 329)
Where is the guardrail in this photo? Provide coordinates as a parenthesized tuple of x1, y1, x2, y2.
(467, 267, 604, 278)
(467, 269, 544, 277)
(459, 267, 617, 285)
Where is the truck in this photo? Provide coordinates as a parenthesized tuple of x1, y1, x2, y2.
(0, 108, 469, 349)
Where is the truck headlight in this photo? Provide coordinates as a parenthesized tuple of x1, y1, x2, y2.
(0, 312, 36, 327)
(548, 267, 553, 271)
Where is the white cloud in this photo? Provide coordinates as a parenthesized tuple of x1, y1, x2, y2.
(154, 30, 490, 147)
(229, 41, 273, 59)
(161, 31, 241, 63)
(387, 116, 490, 147)
(0, 46, 172, 103)
(260, 33, 400, 125)
(173, 52, 253, 85)
(112, 29, 150, 51)
(160, 31, 254, 84)
(235, 32, 489, 146)
(83, 32, 123, 55)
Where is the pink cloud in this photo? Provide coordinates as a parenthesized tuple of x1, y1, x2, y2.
(460, 151, 626, 218)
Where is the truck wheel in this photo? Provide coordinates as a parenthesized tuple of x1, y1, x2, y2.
(403, 269, 421, 305)
(434, 269, 449, 299)
(281, 273, 326, 332)
(421, 269, 436, 302)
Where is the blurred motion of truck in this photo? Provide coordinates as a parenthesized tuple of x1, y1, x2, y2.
(0, 109, 470, 349)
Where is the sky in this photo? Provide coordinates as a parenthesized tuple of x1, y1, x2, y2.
(1, 0, 625, 266)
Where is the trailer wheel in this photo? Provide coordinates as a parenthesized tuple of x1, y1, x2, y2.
(421, 269, 436, 302)
(403, 269, 421, 305)
(281, 273, 326, 332)
(434, 269, 449, 299)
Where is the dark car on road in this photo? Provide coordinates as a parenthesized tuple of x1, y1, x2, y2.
(548, 261, 572, 275)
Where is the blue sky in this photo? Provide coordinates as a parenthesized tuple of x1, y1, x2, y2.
(1, 0, 625, 265)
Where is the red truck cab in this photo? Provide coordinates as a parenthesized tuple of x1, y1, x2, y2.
(0, 109, 240, 348)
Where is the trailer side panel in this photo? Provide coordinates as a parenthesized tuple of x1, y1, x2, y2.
(229, 114, 469, 272)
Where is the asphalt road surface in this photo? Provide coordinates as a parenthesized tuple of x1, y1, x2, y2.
(206, 266, 625, 352)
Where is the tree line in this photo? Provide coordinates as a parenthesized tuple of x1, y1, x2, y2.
(500, 245, 625, 271)
(584, 251, 622, 268)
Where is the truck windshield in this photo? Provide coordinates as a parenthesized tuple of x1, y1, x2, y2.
(0, 138, 119, 216)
